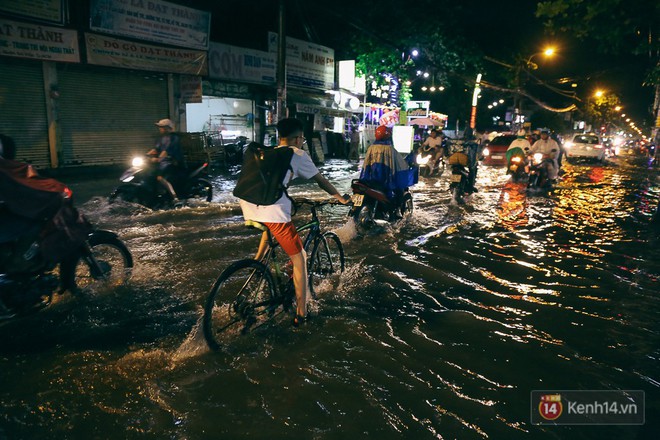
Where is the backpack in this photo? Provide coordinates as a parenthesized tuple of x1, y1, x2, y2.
(232, 142, 294, 205)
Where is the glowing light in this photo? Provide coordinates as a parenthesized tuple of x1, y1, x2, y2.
(421, 86, 428, 91)
(411, 49, 419, 57)
(594, 90, 604, 98)
(423, 72, 430, 78)
(543, 47, 555, 57)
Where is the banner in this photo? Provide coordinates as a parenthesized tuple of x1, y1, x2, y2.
(268, 32, 334, 90)
(85, 33, 207, 75)
(0, 18, 79, 62)
(89, 0, 210, 50)
(0, 0, 66, 25)
(208, 42, 276, 85)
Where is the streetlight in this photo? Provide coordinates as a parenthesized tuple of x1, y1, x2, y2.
(525, 46, 556, 69)
(594, 90, 604, 98)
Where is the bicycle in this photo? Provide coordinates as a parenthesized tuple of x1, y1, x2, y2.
(202, 198, 347, 351)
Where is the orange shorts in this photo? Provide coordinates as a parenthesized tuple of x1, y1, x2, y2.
(262, 222, 303, 256)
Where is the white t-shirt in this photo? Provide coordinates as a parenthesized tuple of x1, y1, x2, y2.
(422, 136, 443, 149)
(239, 146, 319, 223)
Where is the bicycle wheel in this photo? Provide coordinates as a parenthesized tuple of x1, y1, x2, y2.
(203, 259, 276, 351)
(308, 231, 345, 298)
(70, 234, 133, 292)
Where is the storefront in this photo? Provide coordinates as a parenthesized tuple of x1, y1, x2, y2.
(0, 57, 51, 167)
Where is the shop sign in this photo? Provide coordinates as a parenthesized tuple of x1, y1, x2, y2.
(89, 0, 210, 50)
(180, 75, 202, 103)
(268, 32, 334, 91)
(0, 0, 66, 25)
(85, 32, 207, 75)
(0, 18, 79, 62)
(208, 42, 276, 85)
(203, 81, 251, 99)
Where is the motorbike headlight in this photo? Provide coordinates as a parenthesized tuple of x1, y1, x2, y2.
(564, 142, 573, 148)
(533, 153, 543, 164)
(132, 157, 144, 167)
(511, 156, 521, 163)
(482, 147, 490, 156)
(416, 154, 430, 165)
(122, 175, 135, 183)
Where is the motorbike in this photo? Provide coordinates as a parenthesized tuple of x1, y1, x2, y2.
(526, 149, 557, 192)
(416, 147, 445, 178)
(223, 136, 249, 166)
(1, 190, 133, 319)
(447, 149, 470, 204)
(507, 149, 528, 182)
(109, 154, 213, 209)
(348, 179, 414, 233)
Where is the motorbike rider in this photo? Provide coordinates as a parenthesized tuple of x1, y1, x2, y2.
(147, 119, 184, 205)
(238, 118, 349, 327)
(463, 128, 480, 193)
(359, 125, 412, 216)
(420, 129, 443, 161)
(529, 129, 559, 181)
(506, 129, 531, 167)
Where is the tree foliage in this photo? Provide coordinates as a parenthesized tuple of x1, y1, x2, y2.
(536, 0, 660, 85)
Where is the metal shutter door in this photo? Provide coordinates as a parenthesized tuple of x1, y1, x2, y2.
(0, 58, 50, 167)
(57, 65, 168, 166)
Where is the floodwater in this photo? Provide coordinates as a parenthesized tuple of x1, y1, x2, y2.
(1, 155, 659, 439)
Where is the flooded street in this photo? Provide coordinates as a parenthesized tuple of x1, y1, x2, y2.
(1, 156, 659, 439)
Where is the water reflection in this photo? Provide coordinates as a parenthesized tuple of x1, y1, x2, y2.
(1, 159, 658, 439)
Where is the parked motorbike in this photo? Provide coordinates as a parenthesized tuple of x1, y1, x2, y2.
(1, 191, 133, 319)
(526, 150, 557, 192)
(109, 155, 213, 209)
(416, 147, 445, 178)
(348, 179, 413, 233)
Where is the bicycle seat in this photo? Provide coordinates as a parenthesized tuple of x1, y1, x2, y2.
(245, 220, 268, 232)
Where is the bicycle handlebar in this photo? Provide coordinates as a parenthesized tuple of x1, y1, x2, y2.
(293, 197, 351, 207)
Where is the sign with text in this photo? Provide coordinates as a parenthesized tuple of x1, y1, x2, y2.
(89, 0, 210, 50)
(0, 18, 79, 62)
(0, 0, 66, 25)
(531, 390, 644, 425)
(85, 33, 207, 75)
(208, 42, 276, 85)
(268, 32, 334, 90)
(179, 75, 202, 103)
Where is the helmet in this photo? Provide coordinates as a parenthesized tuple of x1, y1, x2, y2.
(517, 129, 527, 137)
(375, 125, 392, 141)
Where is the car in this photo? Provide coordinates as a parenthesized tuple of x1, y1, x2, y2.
(481, 134, 517, 166)
(564, 133, 606, 162)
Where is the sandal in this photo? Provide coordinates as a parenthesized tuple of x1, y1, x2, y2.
(292, 313, 309, 327)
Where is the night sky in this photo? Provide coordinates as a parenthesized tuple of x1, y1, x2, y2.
(193, 0, 653, 127)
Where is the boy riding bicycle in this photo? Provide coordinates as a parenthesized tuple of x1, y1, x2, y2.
(236, 118, 349, 326)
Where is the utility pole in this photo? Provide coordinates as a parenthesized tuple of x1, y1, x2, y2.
(275, 0, 287, 122)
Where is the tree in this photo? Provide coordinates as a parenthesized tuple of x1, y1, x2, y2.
(586, 92, 622, 130)
(536, 0, 660, 137)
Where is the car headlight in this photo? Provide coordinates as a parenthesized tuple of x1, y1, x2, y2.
(482, 147, 490, 156)
(533, 153, 543, 164)
(132, 157, 145, 167)
(416, 154, 430, 165)
(564, 142, 573, 148)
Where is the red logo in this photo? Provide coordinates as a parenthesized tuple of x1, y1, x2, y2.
(538, 394, 563, 421)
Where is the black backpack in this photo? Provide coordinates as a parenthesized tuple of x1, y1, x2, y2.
(232, 142, 294, 205)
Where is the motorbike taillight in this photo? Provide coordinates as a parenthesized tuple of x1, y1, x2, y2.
(62, 187, 73, 199)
